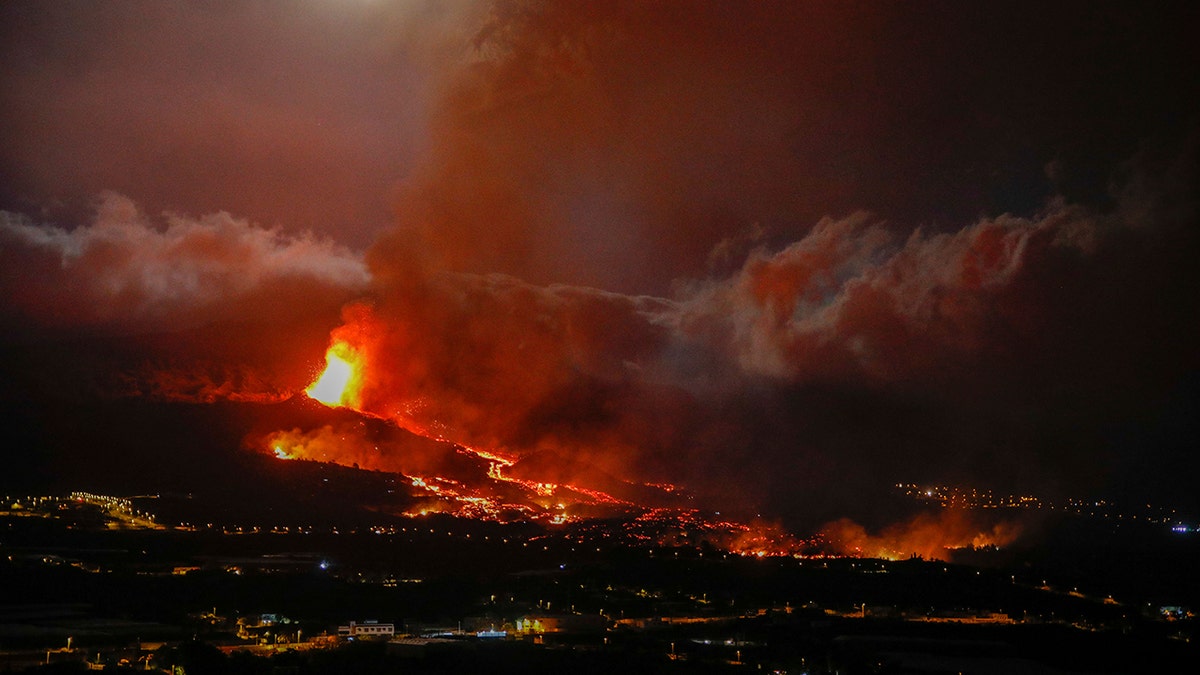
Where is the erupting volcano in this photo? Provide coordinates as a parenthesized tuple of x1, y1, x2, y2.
(267, 324, 1018, 562)
(264, 317, 831, 555)
(3, 0, 1193, 582)
(1, 8, 1198, 672)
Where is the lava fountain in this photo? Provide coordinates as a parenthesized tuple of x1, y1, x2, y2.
(305, 340, 364, 408)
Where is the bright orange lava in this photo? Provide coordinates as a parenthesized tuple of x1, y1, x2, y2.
(305, 341, 363, 407)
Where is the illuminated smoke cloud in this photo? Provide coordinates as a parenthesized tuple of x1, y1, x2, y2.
(387, 0, 1195, 297)
(0, 192, 372, 403)
(262, 426, 384, 469)
(678, 207, 1089, 382)
(330, 124, 1198, 525)
(0, 191, 369, 332)
(319, 276, 679, 470)
(319, 194, 1156, 512)
(350, 0, 1196, 523)
(822, 511, 1024, 561)
(387, 1, 887, 293)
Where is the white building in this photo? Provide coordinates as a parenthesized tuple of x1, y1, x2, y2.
(338, 620, 395, 638)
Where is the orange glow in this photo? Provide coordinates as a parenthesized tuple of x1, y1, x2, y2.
(306, 341, 364, 407)
(823, 511, 1022, 561)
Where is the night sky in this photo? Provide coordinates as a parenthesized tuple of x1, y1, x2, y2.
(1, 1, 1197, 528)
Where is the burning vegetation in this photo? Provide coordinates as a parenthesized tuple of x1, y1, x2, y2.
(822, 510, 1023, 562)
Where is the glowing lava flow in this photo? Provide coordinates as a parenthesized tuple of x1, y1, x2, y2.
(282, 335, 816, 550)
(306, 341, 363, 407)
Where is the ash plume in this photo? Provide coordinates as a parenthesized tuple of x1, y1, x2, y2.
(319, 158, 1198, 526)
(341, 0, 1199, 524)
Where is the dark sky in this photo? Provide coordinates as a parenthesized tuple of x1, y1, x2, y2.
(2, 1, 1198, 525)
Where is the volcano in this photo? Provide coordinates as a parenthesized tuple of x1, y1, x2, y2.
(0, 324, 692, 529)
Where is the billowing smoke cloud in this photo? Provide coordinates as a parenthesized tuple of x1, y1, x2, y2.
(316, 157, 1199, 526)
(0, 191, 369, 332)
(339, 0, 1199, 525)
(0, 192, 371, 402)
(386, 0, 1197, 294)
(259, 424, 457, 478)
(678, 207, 1095, 384)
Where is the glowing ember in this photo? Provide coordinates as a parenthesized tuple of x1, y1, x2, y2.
(306, 341, 363, 407)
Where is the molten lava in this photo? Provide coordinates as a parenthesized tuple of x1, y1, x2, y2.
(306, 341, 363, 408)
